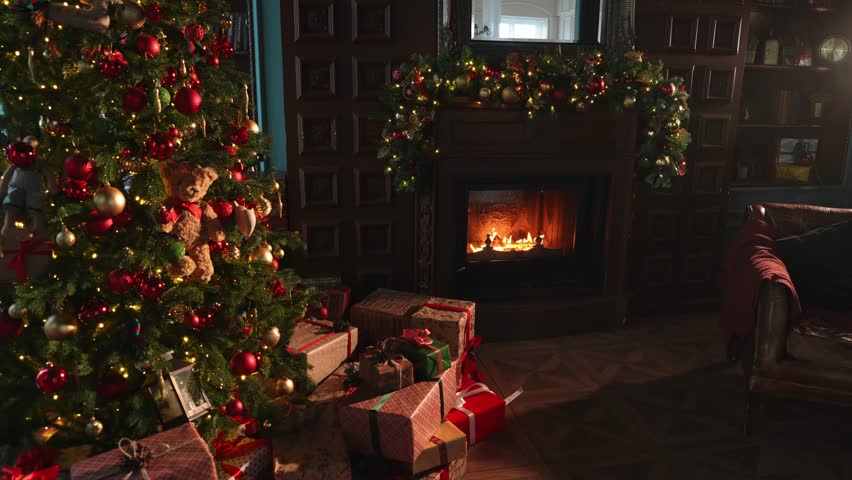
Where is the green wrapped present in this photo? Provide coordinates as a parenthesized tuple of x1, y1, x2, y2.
(396, 329, 451, 381)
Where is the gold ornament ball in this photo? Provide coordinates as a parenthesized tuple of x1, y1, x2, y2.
(243, 118, 261, 134)
(56, 227, 76, 248)
(501, 86, 520, 104)
(93, 185, 127, 218)
(44, 313, 78, 340)
(454, 74, 470, 90)
(623, 94, 637, 109)
(261, 326, 281, 347)
(248, 245, 274, 265)
(221, 14, 233, 30)
(8, 303, 27, 320)
(273, 181, 281, 192)
(478, 87, 491, 100)
(255, 197, 273, 217)
(85, 417, 104, 437)
(119, 1, 146, 29)
(272, 247, 286, 260)
(274, 377, 295, 396)
(224, 245, 241, 264)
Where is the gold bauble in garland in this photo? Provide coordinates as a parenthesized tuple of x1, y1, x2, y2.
(273, 376, 295, 396)
(247, 244, 274, 265)
(478, 87, 491, 100)
(623, 94, 637, 109)
(44, 313, 78, 340)
(243, 118, 261, 134)
(454, 74, 470, 90)
(221, 14, 233, 30)
(272, 247, 286, 260)
(501, 86, 520, 104)
(85, 417, 104, 437)
(93, 185, 126, 218)
(224, 244, 242, 264)
(261, 326, 281, 347)
(8, 303, 27, 320)
(56, 227, 76, 248)
(255, 197, 273, 217)
(119, 1, 146, 29)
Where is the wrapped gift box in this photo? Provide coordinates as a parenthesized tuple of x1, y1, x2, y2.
(409, 422, 467, 475)
(213, 429, 272, 480)
(397, 337, 451, 382)
(417, 456, 467, 480)
(0, 229, 52, 284)
(360, 349, 414, 394)
(71, 423, 216, 480)
(339, 362, 458, 463)
(272, 407, 352, 480)
(308, 363, 357, 405)
(446, 383, 522, 446)
(351, 289, 475, 359)
(285, 319, 358, 385)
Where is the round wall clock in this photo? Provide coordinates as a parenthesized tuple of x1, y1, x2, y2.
(819, 36, 850, 63)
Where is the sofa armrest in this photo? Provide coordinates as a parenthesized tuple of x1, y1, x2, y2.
(752, 280, 793, 373)
(746, 203, 852, 237)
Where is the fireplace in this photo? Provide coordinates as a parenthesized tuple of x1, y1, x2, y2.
(457, 177, 609, 299)
(418, 107, 637, 339)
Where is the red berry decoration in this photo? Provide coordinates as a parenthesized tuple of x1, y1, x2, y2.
(97, 372, 127, 401)
(183, 310, 202, 329)
(230, 352, 258, 375)
(229, 123, 249, 146)
(6, 141, 36, 168)
(173, 87, 202, 115)
(108, 269, 135, 295)
(36, 364, 68, 394)
(209, 199, 233, 219)
(122, 86, 148, 113)
(145, 132, 175, 160)
(63, 153, 95, 181)
(588, 75, 606, 95)
(80, 298, 109, 322)
(161, 67, 178, 88)
(98, 50, 128, 78)
(86, 210, 114, 236)
(184, 23, 205, 42)
(225, 398, 244, 416)
(136, 274, 165, 300)
(144, 3, 164, 23)
(0, 312, 23, 341)
(61, 178, 89, 200)
(134, 33, 160, 58)
(121, 148, 134, 158)
(660, 82, 676, 96)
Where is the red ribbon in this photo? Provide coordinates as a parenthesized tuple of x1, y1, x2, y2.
(162, 198, 203, 222)
(458, 335, 485, 385)
(0, 465, 59, 480)
(212, 431, 269, 479)
(5, 239, 52, 283)
(423, 302, 472, 349)
(402, 327, 433, 346)
(289, 319, 352, 357)
(429, 435, 448, 466)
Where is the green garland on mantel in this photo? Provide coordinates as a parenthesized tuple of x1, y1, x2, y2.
(378, 49, 691, 193)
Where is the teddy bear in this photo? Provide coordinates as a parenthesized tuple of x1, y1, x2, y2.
(1, 136, 58, 242)
(159, 162, 224, 282)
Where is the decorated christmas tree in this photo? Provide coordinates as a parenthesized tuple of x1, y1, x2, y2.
(0, 0, 317, 456)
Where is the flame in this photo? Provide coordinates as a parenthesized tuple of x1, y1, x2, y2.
(469, 227, 543, 253)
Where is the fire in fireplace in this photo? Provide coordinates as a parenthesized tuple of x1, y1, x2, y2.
(466, 189, 579, 262)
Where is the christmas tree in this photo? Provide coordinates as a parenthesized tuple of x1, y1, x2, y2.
(0, 0, 317, 455)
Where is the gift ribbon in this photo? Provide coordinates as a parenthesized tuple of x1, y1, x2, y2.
(425, 377, 446, 420)
(429, 435, 448, 466)
(422, 302, 472, 348)
(5, 239, 52, 283)
(212, 432, 269, 480)
(453, 383, 524, 445)
(458, 335, 484, 385)
(0, 465, 59, 480)
(164, 198, 203, 221)
(402, 329, 444, 376)
(290, 319, 352, 357)
(368, 392, 395, 457)
(87, 437, 195, 480)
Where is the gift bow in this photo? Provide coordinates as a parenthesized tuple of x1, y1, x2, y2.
(213, 432, 269, 479)
(5, 239, 52, 283)
(0, 465, 59, 480)
(401, 328, 433, 346)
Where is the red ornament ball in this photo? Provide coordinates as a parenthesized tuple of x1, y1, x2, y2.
(188, 65, 201, 89)
(63, 153, 95, 181)
(216, 40, 234, 59)
(145, 132, 175, 160)
(122, 86, 148, 113)
(167, 126, 181, 138)
(121, 148, 134, 158)
(588, 75, 606, 95)
(205, 53, 220, 67)
(253, 351, 263, 365)
(267, 279, 287, 298)
(36, 364, 68, 394)
(107, 269, 135, 295)
(230, 161, 245, 182)
(229, 124, 250, 146)
(97, 372, 128, 401)
(136, 275, 165, 300)
(272, 259, 279, 272)
(183, 310, 202, 329)
(0, 312, 23, 341)
(134, 33, 160, 58)
(230, 352, 258, 375)
(391, 131, 405, 140)
(144, 3, 164, 23)
(98, 50, 128, 78)
(209, 199, 233, 219)
(660, 82, 676, 96)
(225, 398, 244, 416)
(173, 87, 202, 115)
(6, 141, 36, 168)
(61, 178, 89, 201)
(86, 211, 114, 236)
(318, 306, 329, 320)
(208, 240, 226, 254)
(184, 23, 206, 42)
(161, 67, 179, 88)
(196, 307, 217, 328)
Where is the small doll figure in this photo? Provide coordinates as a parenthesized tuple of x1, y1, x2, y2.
(0, 136, 58, 240)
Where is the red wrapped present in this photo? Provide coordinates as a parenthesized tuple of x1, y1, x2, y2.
(445, 383, 523, 446)
(213, 429, 272, 480)
(338, 362, 458, 463)
(272, 407, 352, 480)
(285, 319, 358, 385)
(0, 230, 52, 284)
(70, 423, 216, 479)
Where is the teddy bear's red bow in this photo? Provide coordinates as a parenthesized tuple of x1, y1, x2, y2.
(159, 199, 203, 223)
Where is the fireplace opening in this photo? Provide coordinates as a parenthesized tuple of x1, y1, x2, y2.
(456, 177, 609, 299)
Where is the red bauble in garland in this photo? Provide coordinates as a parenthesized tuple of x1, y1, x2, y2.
(213, 34, 234, 58)
(6, 141, 36, 167)
(588, 75, 606, 95)
(80, 298, 109, 322)
(173, 87, 202, 115)
(209, 199, 233, 219)
(122, 86, 148, 113)
(167, 126, 181, 138)
(36, 364, 67, 394)
(660, 82, 676, 96)
(0, 312, 23, 341)
(195, 307, 217, 328)
(145, 132, 175, 160)
(318, 306, 329, 320)
(63, 153, 95, 181)
(205, 53, 219, 67)
(135, 273, 165, 300)
(184, 23, 205, 42)
(230, 352, 258, 375)
(183, 310, 203, 329)
(61, 178, 89, 201)
(121, 148, 134, 158)
(161, 67, 178, 88)
(188, 65, 201, 89)
(267, 279, 287, 297)
(98, 50, 128, 78)
(144, 3, 163, 23)
(272, 258, 279, 271)
(135, 33, 161, 58)
(391, 131, 405, 140)
(229, 161, 245, 182)
(225, 398, 244, 416)
(222, 143, 238, 157)
(208, 240, 226, 254)
(97, 372, 128, 401)
(108, 269, 135, 295)
(228, 123, 249, 146)
(86, 210, 114, 236)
